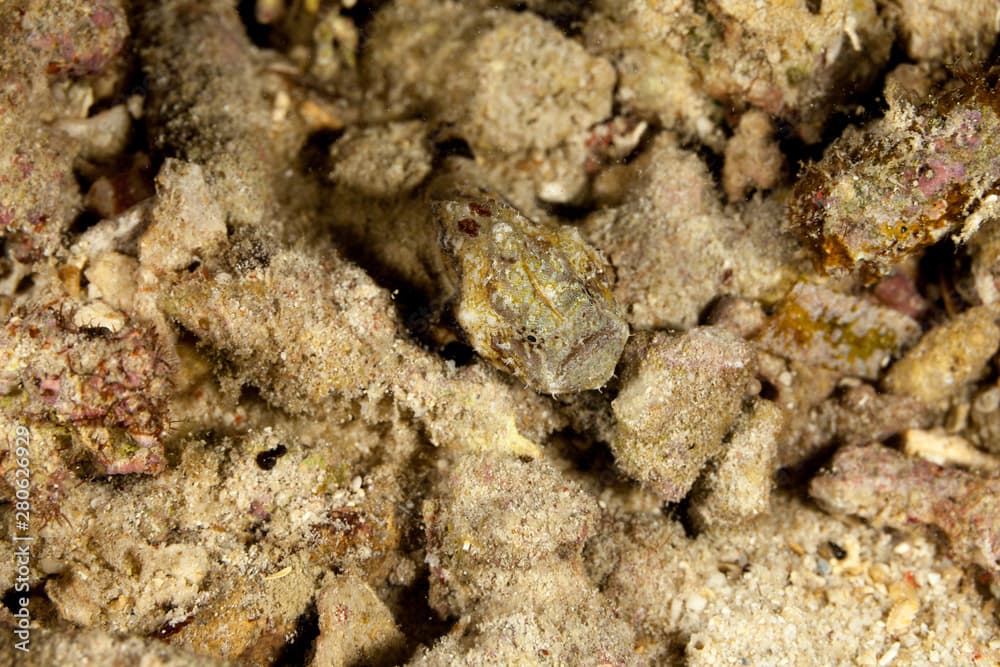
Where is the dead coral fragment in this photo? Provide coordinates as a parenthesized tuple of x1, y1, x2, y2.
(19, 0, 129, 76)
(584, 0, 891, 145)
(0, 300, 172, 474)
(328, 121, 432, 198)
(689, 398, 783, 530)
(138, 0, 279, 232)
(902, 428, 1000, 473)
(364, 1, 615, 154)
(893, 0, 999, 64)
(139, 159, 228, 273)
(810, 443, 1000, 577)
(723, 110, 784, 201)
(311, 575, 407, 667)
(756, 282, 920, 380)
(0, 0, 129, 261)
(436, 191, 628, 394)
(883, 305, 1000, 409)
(163, 236, 558, 456)
(162, 243, 400, 415)
(790, 76, 1000, 278)
(585, 134, 802, 330)
(611, 327, 757, 502)
(422, 452, 598, 614)
(830, 382, 933, 449)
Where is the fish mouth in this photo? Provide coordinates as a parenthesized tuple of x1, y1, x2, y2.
(551, 321, 628, 393)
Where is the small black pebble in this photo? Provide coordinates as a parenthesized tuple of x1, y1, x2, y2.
(256, 444, 287, 470)
(827, 540, 847, 560)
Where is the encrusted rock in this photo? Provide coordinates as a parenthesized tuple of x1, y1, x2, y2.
(811, 443, 1000, 576)
(0, 297, 173, 474)
(756, 282, 921, 380)
(790, 76, 1000, 278)
(611, 327, 758, 502)
(883, 305, 1000, 409)
(690, 398, 784, 530)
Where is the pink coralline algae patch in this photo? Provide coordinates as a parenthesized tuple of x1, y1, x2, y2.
(0, 303, 174, 475)
(0, 204, 14, 229)
(910, 158, 966, 199)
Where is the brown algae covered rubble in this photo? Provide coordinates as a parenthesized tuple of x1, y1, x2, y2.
(2, 0, 1000, 665)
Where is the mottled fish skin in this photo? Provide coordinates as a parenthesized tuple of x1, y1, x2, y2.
(434, 190, 629, 394)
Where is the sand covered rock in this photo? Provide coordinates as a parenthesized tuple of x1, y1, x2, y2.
(884, 305, 1000, 409)
(364, 0, 615, 155)
(329, 121, 433, 198)
(811, 443, 1000, 577)
(0, 0, 130, 261)
(585, 134, 803, 330)
(611, 327, 758, 502)
(410, 561, 638, 667)
(588, 492, 1000, 665)
(689, 398, 783, 530)
(311, 575, 407, 667)
(422, 452, 598, 614)
(3, 628, 231, 667)
(418, 451, 636, 665)
(138, 0, 283, 234)
(722, 109, 785, 201)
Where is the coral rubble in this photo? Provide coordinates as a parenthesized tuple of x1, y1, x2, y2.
(2, 0, 1000, 665)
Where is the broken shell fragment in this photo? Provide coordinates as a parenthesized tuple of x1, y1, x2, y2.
(435, 191, 629, 394)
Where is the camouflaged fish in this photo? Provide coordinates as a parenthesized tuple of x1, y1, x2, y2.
(434, 190, 629, 394)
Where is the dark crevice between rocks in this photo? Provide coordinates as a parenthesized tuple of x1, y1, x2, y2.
(390, 571, 456, 664)
(236, 0, 277, 49)
(273, 601, 320, 667)
(666, 495, 700, 539)
(14, 273, 35, 295)
(431, 136, 474, 163)
(780, 38, 913, 177)
(301, 128, 345, 178)
(917, 237, 973, 322)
